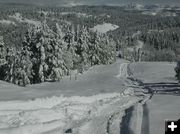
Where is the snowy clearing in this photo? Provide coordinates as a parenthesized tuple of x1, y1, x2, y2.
(0, 60, 180, 134)
(9, 13, 41, 27)
(91, 23, 119, 33)
(0, 20, 16, 25)
(0, 60, 144, 134)
(130, 62, 180, 134)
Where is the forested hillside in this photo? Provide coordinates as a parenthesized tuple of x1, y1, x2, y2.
(0, 4, 180, 85)
(0, 20, 116, 86)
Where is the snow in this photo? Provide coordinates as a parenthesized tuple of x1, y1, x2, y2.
(37, 11, 54, 16)
(136, 40, 144, 50)
(60, 12, 92, 18)
(0, 92, 140, 134)
(132, 31, 141, 38)
(0, 60, 179, 134)
(129, 62, 176, 83)
(148, 95, 180, 134)
(0, 20, 16, 25)
(0, 60, 143, 134)
(0, 60, 128, 101)
(142, 11, 158, 16)
(142, 11, 177, 17)
(129, 62, 180, 134)
(116, 62, 129, 78)
(9, 13, 41, 27)
(91, 23, 119, 33)
(148, 29, 164, 34)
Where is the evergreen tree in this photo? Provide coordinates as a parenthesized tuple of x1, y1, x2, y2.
(0, 36, 7, 80)
(5, 48, 16, 83)
(0, 22, 117, 86)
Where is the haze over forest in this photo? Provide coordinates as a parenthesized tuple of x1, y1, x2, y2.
(0, 0, 179, 6)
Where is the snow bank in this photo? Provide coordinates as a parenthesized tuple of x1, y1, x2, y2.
(0, 92, 140, 134)
(91, 23, 119, 33)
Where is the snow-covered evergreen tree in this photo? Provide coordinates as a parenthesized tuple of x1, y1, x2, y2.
(5, 48, 16, 83)
(0, 21, 117, 86)
(0, 36, 6, 65)
(89, 31, 102, 65)
(0, 36, 7, 80)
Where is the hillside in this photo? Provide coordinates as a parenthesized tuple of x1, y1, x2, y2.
(0, 60, 179, 134)
(0, 4, 180, 134)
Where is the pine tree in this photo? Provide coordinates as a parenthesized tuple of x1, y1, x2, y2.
(0, 36, 6, 65)
(0, 22, 117, 86)
(89, 31, 102, 65)
(5, 48, 16, 83)
(0, 36, 7, 80)
(175, 60, 180, 81)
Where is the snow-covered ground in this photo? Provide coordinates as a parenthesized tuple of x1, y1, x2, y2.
(0, 13, 41, 27)
(0, 92, 140, 134)
(91, 23, 119, 33)
(0, 60, 179, 134)
(9, 13, 41, 27)
(142, 11, 177, 17)
(0, 60, 128, 101)
(0, 60, 143, 134)
(130, 62, 180, 134)
(0, 20, 16, 25)
(129, 62, 176, 83)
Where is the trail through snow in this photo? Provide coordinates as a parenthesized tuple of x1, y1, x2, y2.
(116, 62, 151, 134)
(116, 62, 129, 78)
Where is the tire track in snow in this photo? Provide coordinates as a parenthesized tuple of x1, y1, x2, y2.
(116, 62, 137, 134)
(141, 103, 150, 134)
(120, 106, 134, 134)
(116, 63, 129, 78)
(116, 62, 151, 134)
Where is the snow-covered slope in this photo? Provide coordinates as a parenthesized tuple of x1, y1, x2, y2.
(130, 62, 176, 83)
(130, 62, 180, 134)
(0, 60, 143, 134)
(0, 60, 129, 101)
(148, 94, 180, 134)
(0, 60, 179, 134)
(9, 13, 41, 27)
(91, 23, 119, 33)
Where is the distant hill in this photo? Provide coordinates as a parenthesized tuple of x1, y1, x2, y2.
(0, 0, 180, 7)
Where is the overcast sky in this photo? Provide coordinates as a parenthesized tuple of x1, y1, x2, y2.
(0, 0, 179, 6)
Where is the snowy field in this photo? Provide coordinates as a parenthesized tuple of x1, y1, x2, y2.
(91, 23, 119, 33)
(0, 60, 143, 134)
(0, 60, 180, 134)
(0, 60, 128, 101)
(9, 13, 41, 27)
(130, 62, 180, 134)
(0, 20, 16, 25)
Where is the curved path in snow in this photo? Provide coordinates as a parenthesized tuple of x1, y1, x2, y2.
(116, 61, 151, 134)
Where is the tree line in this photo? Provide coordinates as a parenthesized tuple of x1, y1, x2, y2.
(0, 22, 116, 86)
